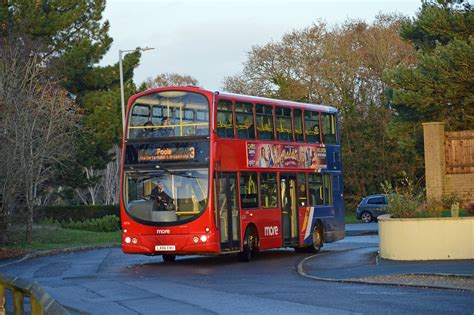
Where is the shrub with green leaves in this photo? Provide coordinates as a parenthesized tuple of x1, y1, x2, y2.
(36, 205, 119, 222)
(42, 215, 120, 232)
(385, 192, 422, 218)
(381, 175, 424, 218)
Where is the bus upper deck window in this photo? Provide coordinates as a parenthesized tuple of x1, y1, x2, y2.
(304, 110, 321, 144)
(217, 100, 234, 138)
(256, 104, 274, 141)
(322, 113, 337, 144)
(294, 109, 304, 142)
(235, 102, 255, 140)
(127, 91, 209, 139)
(128, 105, 150, 138)
(275, 107, 293, 142)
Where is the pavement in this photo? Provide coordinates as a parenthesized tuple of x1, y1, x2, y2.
(298, 223, 474, 291)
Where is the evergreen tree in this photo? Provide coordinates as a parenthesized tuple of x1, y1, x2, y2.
(399, 0, 473, 52)
(387, 0, 474, 130)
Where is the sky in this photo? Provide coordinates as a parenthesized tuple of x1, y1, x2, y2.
(101, 0, 422, 91)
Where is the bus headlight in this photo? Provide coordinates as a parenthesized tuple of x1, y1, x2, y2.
(193, 236, 199, 243)
(200, 235, 208, 243)
(132, 238, 138, 244)
(125, 237, 131, 244)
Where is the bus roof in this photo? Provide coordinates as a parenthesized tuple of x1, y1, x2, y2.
(216, 91, 337, 113)
(131, 86, 338, 113)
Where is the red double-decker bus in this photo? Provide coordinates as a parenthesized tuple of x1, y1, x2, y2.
(120, 86, 344, 261)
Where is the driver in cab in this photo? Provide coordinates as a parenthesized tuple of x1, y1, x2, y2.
(150, 181, 173, 211)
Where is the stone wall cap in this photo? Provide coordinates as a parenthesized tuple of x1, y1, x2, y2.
(378, 214, 474, 221)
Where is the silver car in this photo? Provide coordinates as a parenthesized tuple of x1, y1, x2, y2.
(356, 194, 389, 223)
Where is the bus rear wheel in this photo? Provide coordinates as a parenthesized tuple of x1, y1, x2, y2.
(307, 224, 323, 253)
(162, 254, 176, 262)
(239, 228, 256, 262)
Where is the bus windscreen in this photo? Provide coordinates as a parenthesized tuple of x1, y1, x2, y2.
(125, 169, 209, 224)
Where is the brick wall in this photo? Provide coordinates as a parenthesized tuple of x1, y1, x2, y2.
(423, 122, 474, 207)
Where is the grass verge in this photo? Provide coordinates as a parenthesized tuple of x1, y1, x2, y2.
(1, 225, 121, 259)
(345, 212, 359, 224)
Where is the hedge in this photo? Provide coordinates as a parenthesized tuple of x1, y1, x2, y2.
(35, 205, 120, 222)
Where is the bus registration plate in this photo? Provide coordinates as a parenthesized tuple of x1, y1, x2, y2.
(155, 245, 176, 251)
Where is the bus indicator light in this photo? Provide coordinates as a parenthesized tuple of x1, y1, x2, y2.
(193, 236, 199, 243)
(132, 238, 138, 244)
(205, 227, 210, 232)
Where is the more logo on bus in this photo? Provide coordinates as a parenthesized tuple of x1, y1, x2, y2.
(156, 229, 171, 234)
(264, 226, 279, 236)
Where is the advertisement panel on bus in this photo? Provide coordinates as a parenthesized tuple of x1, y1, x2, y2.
(247, 142, 327, 170)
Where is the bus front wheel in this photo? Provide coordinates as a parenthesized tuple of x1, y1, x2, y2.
(239, 228, 257, 262)
(162, 254, 176, 262)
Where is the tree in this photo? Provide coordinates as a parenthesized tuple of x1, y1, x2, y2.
(73, 51, 140, 205)
(2, 1, 113, 92)
(224, 22, 328, 102)
(2, 0, 142, 205)
(141, 73, 199, 90)
(399, 0, 473, 52)
(0, 35, 80, 243)
(387, 0, 474, 130)
(223, 16, 417, 206)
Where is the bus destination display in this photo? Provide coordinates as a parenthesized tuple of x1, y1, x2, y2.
(138, 147, 195, 162)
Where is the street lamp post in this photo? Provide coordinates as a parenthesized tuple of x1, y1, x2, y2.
(119, 47, 155, 131)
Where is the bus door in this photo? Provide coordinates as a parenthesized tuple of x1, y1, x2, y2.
(280, 174, 299, 246)
(216, 173, 241, 251)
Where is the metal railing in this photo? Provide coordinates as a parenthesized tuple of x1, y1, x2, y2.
(0, 273, 69, 314)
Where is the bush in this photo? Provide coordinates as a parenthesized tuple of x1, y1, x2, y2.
(380, 174, 471, 218)
(42, 215, 121, 232)
(36, 205, 119, 222)
(385, 193, 422, 218)
(423, 199, 444, 218)
(381, 175, 425, 218)
(40, 217, 61, 227)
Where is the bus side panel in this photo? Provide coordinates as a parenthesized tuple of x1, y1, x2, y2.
(242, 209, 282, 250)
(218, 140, 248, 170)
(324, 144, 345, 242)
(298, 206, 312, 246)
(330, 173, 345, 242)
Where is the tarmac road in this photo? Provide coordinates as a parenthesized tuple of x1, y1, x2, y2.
(1, 225, 473, 314)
